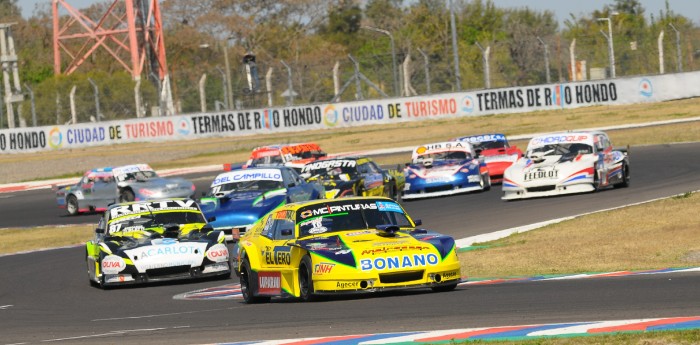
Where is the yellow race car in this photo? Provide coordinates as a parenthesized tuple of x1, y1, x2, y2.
(233, 197, 461, 303)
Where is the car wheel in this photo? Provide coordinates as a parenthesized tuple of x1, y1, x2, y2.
(239, 256, 270, 304)
(66, 195, 79, 216)
(592, 169, 600, 192)
(299, 255, 317, 302)
(482, 174, 491, 191)
(431, 283, 458, 293)
(613, 163, 630, 188)
(119, 189, 135, 203)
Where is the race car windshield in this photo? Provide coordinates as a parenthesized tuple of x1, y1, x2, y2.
(210, 180, 283, 195)
(471, 140, 507, 151)
(416, 151, 471, 162)
(117, 170, 158, 182)
(250, 155, 284, 166)
(305, 165, 357, 179)
(528, 143, 593, 157)
(297, 202, 413, 237)
(110, 211, 206, 228)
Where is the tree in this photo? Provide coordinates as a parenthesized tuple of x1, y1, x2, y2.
(502, 8, 558, 86)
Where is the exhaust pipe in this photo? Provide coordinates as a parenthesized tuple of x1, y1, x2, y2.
(360, 281, 368, 289)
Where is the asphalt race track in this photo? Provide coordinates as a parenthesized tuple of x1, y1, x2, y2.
(1, 142, 700, 344)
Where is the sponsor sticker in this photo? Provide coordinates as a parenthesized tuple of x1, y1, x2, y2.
(257, 271, 281, 295)
(314, 262, 335, 275)
(523, 169, 559, 181)
(359, 253, 439, 271)
(206, 244, 229, 262)
(101, 255, 126, 274)
(375, 201, 404, 213)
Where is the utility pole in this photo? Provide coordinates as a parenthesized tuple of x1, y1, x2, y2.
(0, 23, 23, 128)
(448, 0, 461, 91)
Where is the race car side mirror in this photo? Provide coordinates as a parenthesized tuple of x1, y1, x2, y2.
(413, 219, 422, 226)
(207, 216, 217, 222)
(95, 228, 104, 234)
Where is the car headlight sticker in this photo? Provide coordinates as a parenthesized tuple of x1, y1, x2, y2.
(206, 244, 229, 263)
(101, 255, 126, 274)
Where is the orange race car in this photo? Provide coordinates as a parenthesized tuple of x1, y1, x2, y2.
(224, 143, 328, 173)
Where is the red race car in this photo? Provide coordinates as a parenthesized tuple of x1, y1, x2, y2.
(452, 133, 522, 184)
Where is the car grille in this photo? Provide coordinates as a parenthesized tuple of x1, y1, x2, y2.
(379, 270, 424, 284)
(146, 265, 190, 278)
(424, 185, 454, 193)
(527, 185, 556, 192)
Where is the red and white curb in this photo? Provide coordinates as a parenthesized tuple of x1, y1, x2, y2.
(209, 316, 700, 344)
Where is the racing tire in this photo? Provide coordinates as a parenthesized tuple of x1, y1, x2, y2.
(592, 170, 601, 192)
(613, 164, 630, 189)
(66, 195, 79, 216)
(299, 255, 317, 302)
(119, 189, 135, 203)
(481, 174, 491, 191)
(87, 256, 99, 288)
(431, 282, 458, 293)
(239, 257, 270, 304)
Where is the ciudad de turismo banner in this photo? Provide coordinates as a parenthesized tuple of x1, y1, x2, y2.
(0, 71, 696, 154)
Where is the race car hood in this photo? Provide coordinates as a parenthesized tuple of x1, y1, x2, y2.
(505, 154, 597, 187)
(200, 190, 287, 229)
(295, 228, 455, 270)
(405, 159, 476, 178)
(480, 147, 520, 164)
(120, 177, 194, 192)
(100, 234, 227, 274)
(54, 183, 80, 195)
(121, 238, 210, 273)
(315, 178, 357, 191)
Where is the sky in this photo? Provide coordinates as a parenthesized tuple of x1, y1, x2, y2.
(18, 0, 700, 26)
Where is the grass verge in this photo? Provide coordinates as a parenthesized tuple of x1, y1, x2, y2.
(0, 225, 93, 255)
(459, 192, 700, 278)
(456, 329, 700, 344)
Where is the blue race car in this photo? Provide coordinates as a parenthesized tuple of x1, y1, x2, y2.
(402, 141, 490, 200)
(199, 167, 324, 241)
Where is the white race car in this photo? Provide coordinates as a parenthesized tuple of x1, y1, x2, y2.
(502, 131, 629, 200)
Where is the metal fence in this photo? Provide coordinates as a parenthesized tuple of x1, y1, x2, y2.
(4, 29, 699, 129)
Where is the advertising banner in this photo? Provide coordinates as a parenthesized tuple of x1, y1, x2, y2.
(1, 71, 698, 154)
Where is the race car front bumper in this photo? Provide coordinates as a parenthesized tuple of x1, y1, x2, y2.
(502, 183, 595, 200)
(101, 262, 230, 286)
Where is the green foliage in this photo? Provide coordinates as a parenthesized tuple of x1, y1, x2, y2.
(319, 0, 363, 50)
(0, 0, 20, 20)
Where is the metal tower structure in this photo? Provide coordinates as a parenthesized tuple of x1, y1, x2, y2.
(52, 0, 174, 115)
